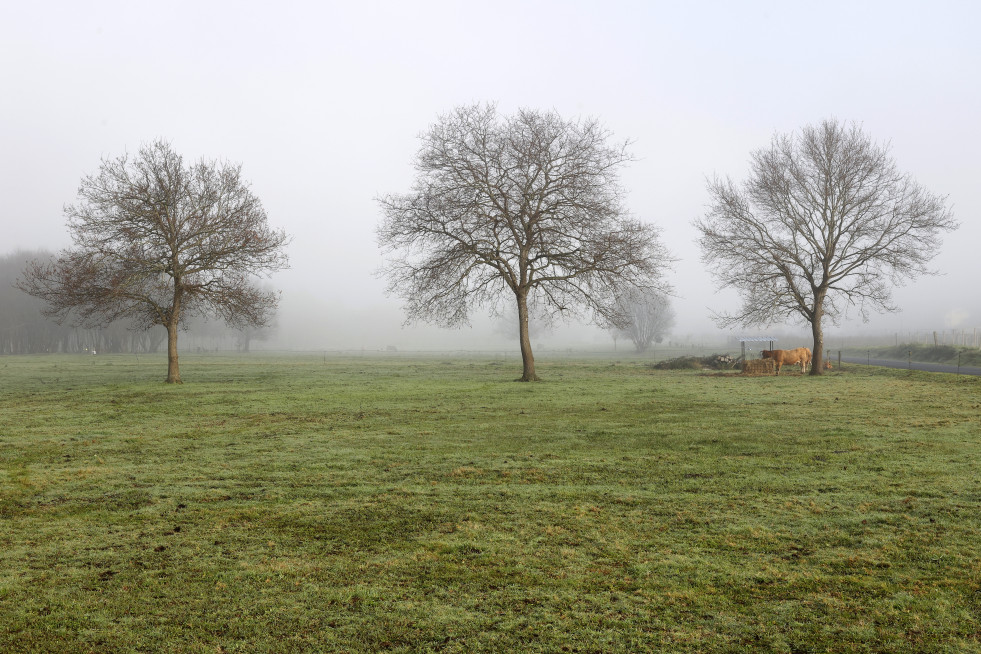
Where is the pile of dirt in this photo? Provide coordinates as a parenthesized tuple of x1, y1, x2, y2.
(649, 354, 740, 371)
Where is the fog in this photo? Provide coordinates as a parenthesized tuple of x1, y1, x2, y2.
(3, 1, 979, 352)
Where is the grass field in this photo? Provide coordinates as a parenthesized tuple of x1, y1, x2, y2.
(1, 353, 979, 652)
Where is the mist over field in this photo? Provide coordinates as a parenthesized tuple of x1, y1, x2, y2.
(2, 1, 979, 353)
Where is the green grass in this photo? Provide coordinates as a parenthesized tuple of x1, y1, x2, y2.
(1, 353, 979, 652)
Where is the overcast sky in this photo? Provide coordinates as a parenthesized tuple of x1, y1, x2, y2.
(2, 0, 978, 349)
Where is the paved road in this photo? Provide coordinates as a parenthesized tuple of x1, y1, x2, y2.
(840, 356, 981, 377)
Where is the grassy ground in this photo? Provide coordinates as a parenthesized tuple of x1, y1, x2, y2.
(1, 353, 979, 652)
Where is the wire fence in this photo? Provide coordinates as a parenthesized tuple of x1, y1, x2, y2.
(829, 329, 981, 349)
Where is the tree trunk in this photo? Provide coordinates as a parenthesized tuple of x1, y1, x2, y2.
(166, 320, 182, 383)
(516, 292, 539, 381)
(165, 286, 184, 383)
(809, 297, 825, 376)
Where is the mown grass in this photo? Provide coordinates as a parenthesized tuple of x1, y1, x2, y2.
(1, 353, 979, 652)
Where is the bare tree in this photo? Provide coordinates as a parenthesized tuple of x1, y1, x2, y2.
(695, 119, 956, 375)
(18, 141, 290, 382)
(378, 104, 672, 380)
(613, 289, 675, 353)
(235, 280, 278, 352)
(236, 322, 276, 352)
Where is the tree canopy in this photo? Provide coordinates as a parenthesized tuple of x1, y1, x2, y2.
(378, 104, 672, 380)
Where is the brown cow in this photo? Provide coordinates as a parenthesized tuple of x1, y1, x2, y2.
(760, 347, 811, 375)
(799, 347, 812, 373)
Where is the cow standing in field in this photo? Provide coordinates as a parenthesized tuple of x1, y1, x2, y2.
(761, 347, 811, 375)
(798, 347, 812, 373)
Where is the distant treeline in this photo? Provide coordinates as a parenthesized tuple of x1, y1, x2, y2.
(1, 250, 158, 354)
(1, 251, 269, 354)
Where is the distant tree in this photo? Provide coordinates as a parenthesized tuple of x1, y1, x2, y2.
(139, 326, 167, 353)
(613, 289, 675, 353)
(378, 104, 672, 380)
(18, 141, 290, 382)
(236, 322, 276, 352)
(695, 119, 956, 375)
(0, 250, 70, 353)
(235, 281, 278, 352)
(491, 300, 553, 342)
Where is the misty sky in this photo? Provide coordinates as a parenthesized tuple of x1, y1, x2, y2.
(2, 0, 979, 349)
